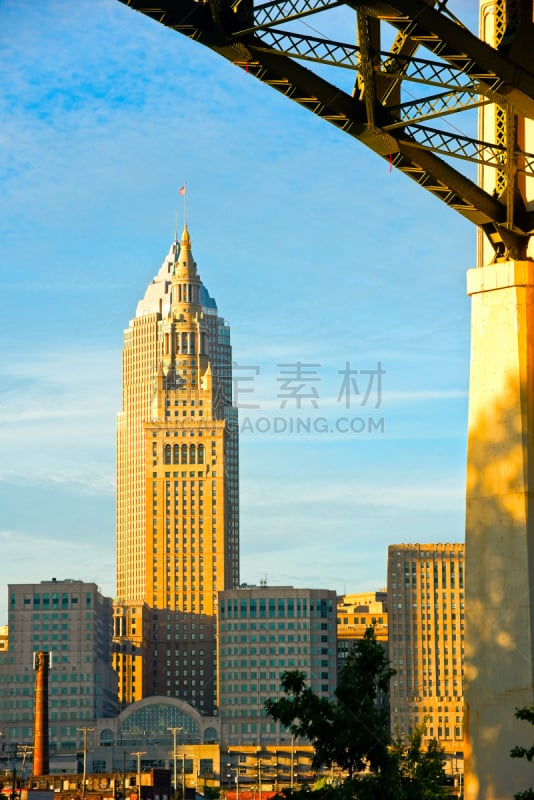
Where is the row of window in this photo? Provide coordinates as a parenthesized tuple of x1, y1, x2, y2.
(221, 597, 333, 619)
(222, 620, 309, 631)
(163, 444, 205, 465)
(12, 593, 91, 609)
(158, 430, 218, 437)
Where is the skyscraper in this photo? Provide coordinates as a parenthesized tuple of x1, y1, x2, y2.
(115, 226, 239, 713)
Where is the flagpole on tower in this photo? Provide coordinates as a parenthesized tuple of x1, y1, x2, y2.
(180, 182, 187, 227)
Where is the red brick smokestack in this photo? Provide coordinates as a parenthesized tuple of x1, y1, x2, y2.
(33, 651, 50, 776)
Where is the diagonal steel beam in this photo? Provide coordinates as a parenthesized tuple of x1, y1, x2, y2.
(233, 43, 530, 234)
(253, 28, 506, 108)
(237, 0, 343, 33)
(348, 0, 534, 118)
(117, 0, 534, 257)
(385, 89, 490, 127)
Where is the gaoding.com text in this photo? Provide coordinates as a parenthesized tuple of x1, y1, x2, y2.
(226, 415, 385, 435)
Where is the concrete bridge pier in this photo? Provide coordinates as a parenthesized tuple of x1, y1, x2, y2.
(464, 260, 534, 800)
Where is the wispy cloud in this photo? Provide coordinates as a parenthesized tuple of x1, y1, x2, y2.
(0, 344, 119, 491)
(233, 388, 467, 412)
(0, 528, 115, 625)
(241, 476, 464, 514)
(0, 467, 115, 496)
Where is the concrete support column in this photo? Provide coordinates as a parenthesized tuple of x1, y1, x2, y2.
(465, 260, 534, 800)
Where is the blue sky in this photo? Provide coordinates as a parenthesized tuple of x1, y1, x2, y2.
(0, 0, 479, 623)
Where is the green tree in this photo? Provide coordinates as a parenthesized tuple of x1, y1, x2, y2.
(265, 628, 394, 779)
(265, 628, 449, 800)
(392, 724, 448, 800)
(511, 706, 534, 800)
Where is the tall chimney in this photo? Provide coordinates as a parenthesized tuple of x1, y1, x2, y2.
(33, 651, 50, 776)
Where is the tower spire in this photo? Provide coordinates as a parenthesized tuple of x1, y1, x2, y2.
(181, 221, 191, 250)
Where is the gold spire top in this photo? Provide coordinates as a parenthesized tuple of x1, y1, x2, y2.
(181, 224, 191, 249)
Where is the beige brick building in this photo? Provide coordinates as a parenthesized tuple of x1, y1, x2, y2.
(387, 543, 464, 762)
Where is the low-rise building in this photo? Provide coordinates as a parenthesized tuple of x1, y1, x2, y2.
(0, 579, 118, 755)
(336, 591, 388, 671)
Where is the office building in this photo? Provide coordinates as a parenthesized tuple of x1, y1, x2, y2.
(0, 579, 117, 754)
(336, 591, 388, 671)
(387, 543, 464, 760)
(115, 226, 239, 712)
(217, 585, 337, 745)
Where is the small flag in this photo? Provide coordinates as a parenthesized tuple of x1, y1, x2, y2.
(179, 185, 186, 195)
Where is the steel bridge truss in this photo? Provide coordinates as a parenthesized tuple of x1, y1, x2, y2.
(118, 0, 534, 259)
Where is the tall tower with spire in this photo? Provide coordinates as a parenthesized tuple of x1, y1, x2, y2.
(114, 226, 239, 713)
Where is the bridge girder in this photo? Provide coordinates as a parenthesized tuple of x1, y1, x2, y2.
(118, 0, 534, 260)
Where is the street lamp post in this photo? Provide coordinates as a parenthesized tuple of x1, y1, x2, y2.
(10, 744, 18, 800)
(227, 762, 239, 800)
(77, 727, 95, 800)
(19, 746, 33, 783)
(256, 751, 262, 800)
(167, 727, 183, 799)
(226, 763, 236, 800)
(132, 751, 146, 800)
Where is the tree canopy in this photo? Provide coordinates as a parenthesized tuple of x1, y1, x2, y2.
(265, 628, 393, 778)
(511, 705, 534, 800)
(265, 627, 448, 800)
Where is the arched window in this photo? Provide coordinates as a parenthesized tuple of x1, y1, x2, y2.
(173, 444, 180, 464)
(181, 444, 188, 464)
(197, 444, 204, 464)
(190, 444, 196, 464)
(118, 701, 201, 745)
(100, 729, 114, 747)
(204, 727, 217, 744)
(164, 445, 172, 465)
